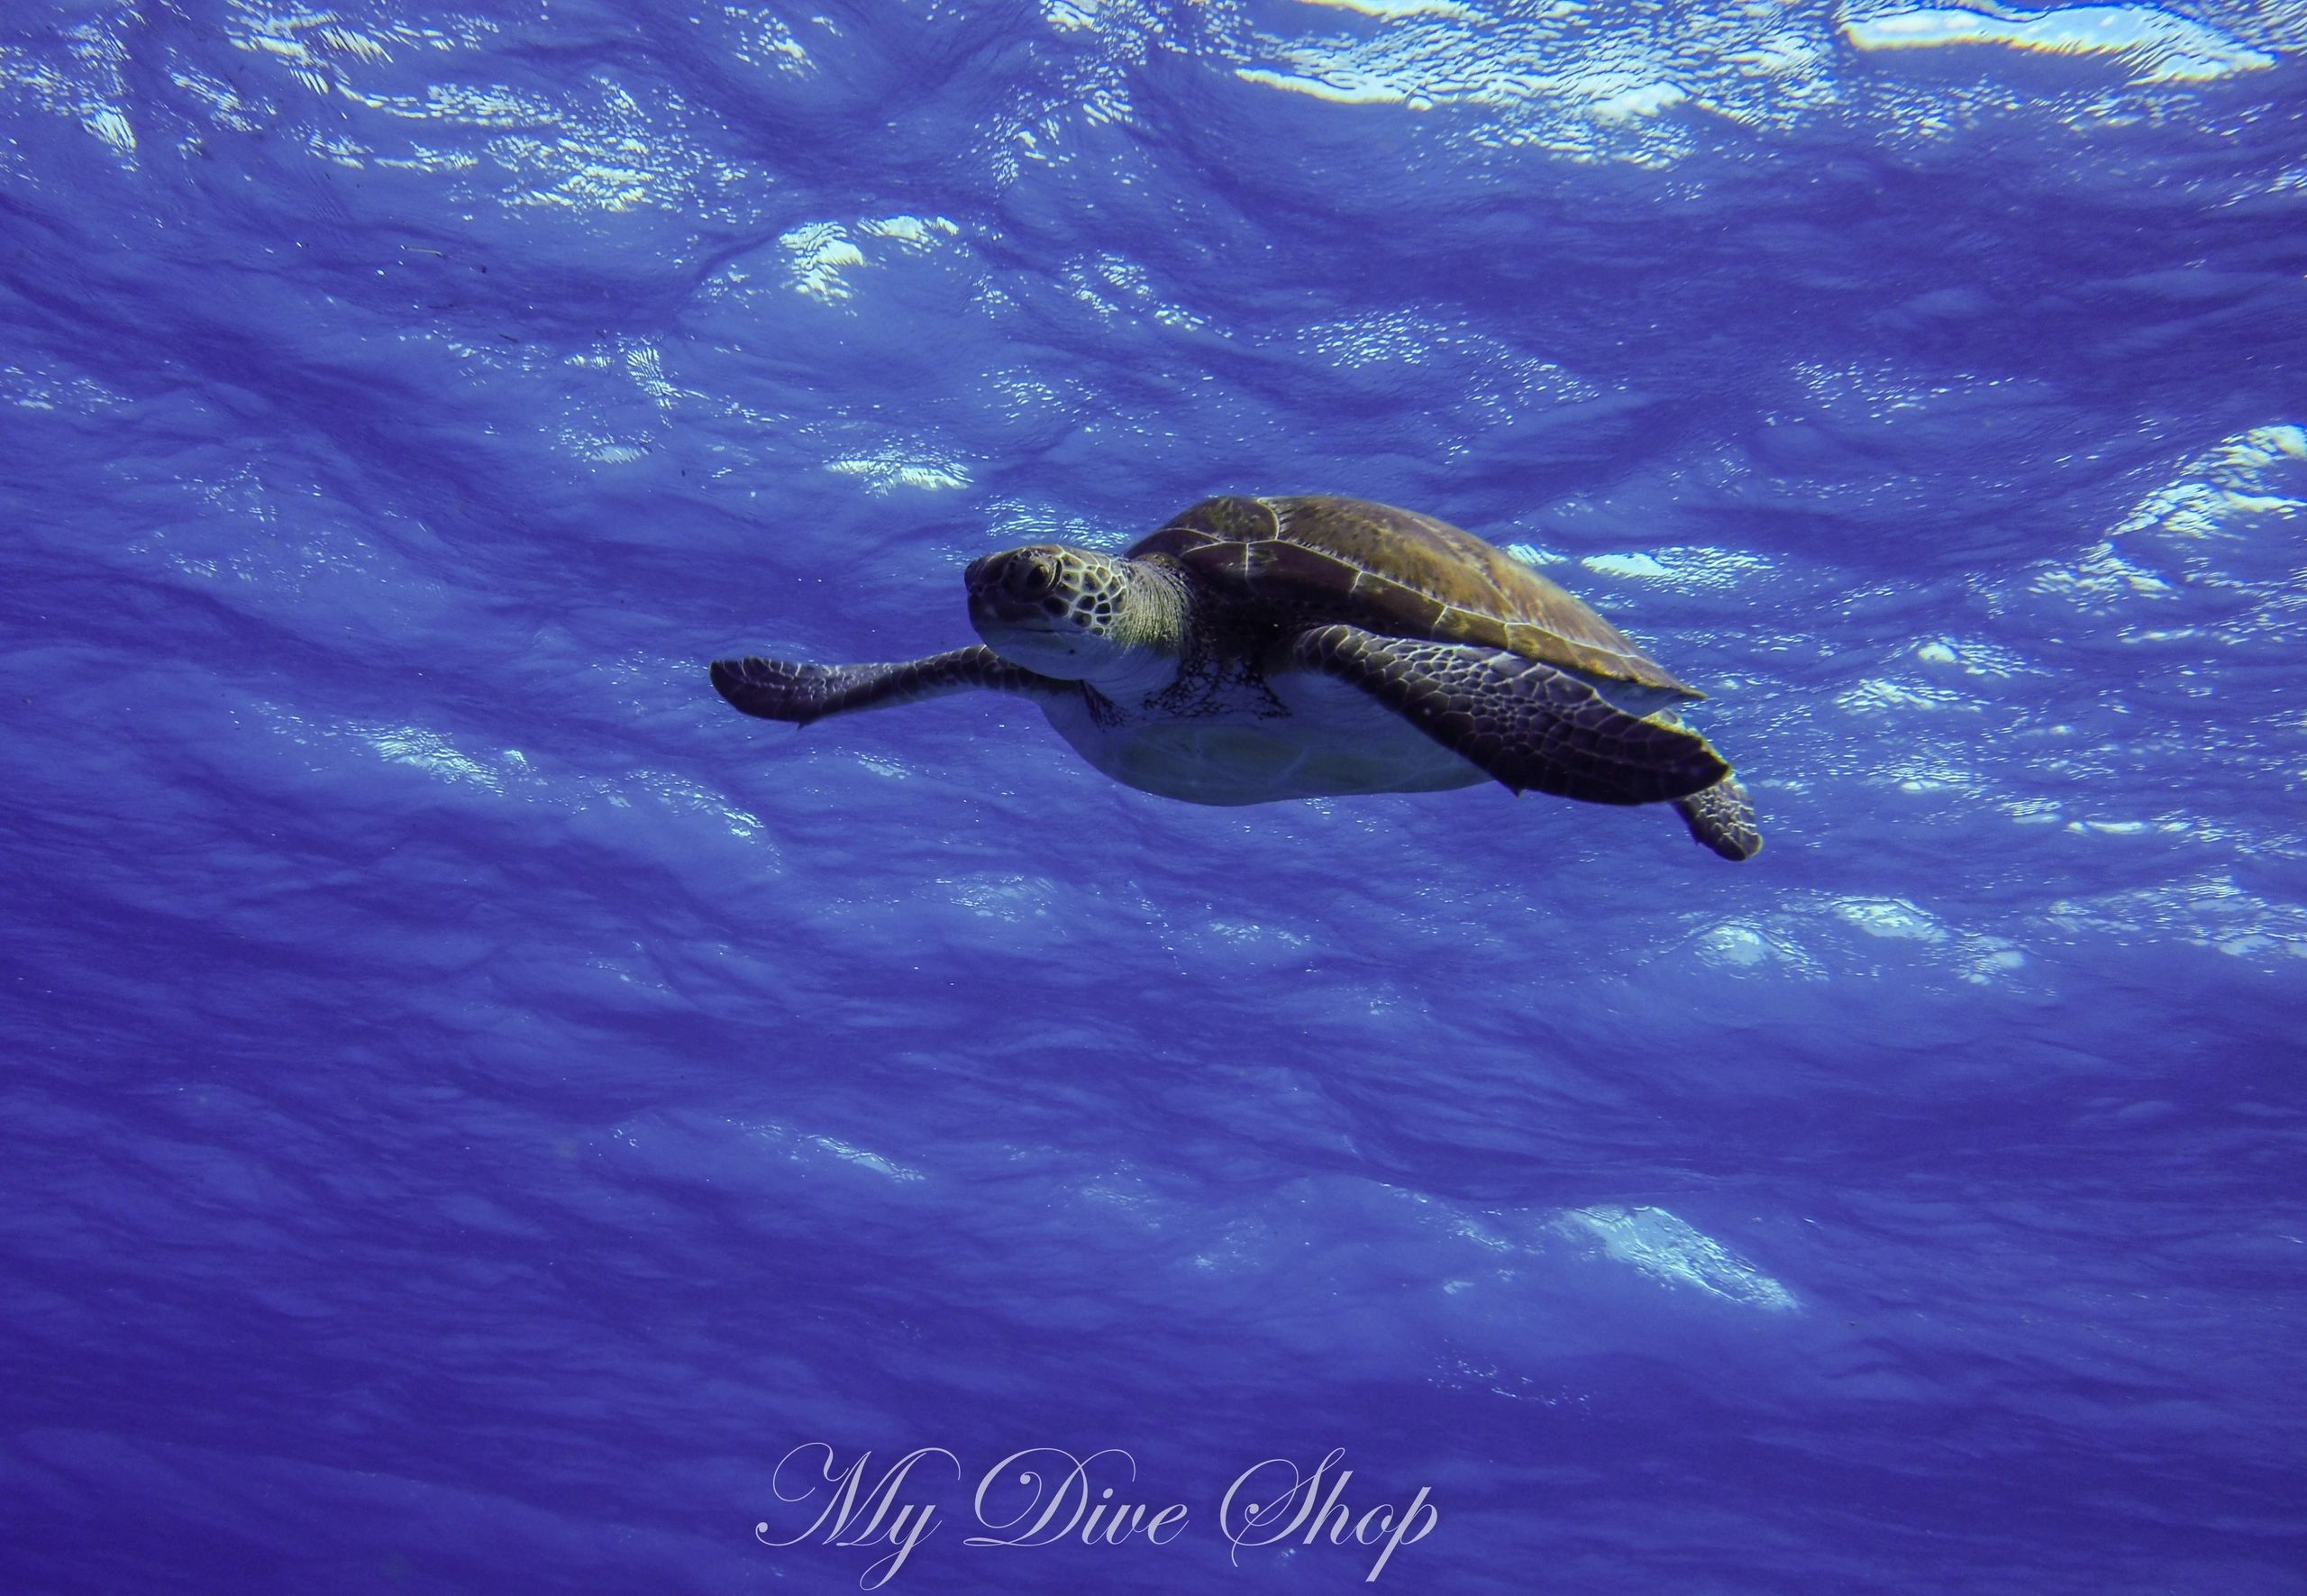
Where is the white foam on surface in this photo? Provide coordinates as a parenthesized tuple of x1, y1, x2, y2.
(1555, 1206, 1799, 1311)
(780, 215, 962, 301)
(1845, 5, 2275, 84)
(1580, 547, 1775, 592)
(733, 1119, 927, 1183)
(822, 446, 975, 494)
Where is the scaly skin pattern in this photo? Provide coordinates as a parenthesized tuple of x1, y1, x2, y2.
(1290, 623, 1728, 807)
(1672, 777, 1764, 861)
(709, 646, 1059, 724)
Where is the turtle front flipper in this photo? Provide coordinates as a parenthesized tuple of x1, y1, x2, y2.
(711, 646, 1062, 725)
(1290, 624, 1732, 810)
(1673, 775, 1763, 861)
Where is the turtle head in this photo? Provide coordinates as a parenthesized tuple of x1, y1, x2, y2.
(965, 544, 1185, 691)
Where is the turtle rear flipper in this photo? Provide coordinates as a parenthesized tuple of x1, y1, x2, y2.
(1673, 776, 1762, 861)
(711, 646, 1061, 725)
(1291, 624, 1730, 810)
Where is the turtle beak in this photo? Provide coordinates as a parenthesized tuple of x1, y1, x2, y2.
(965, 547, 1065, 628)
(967, 547, 1105, 679)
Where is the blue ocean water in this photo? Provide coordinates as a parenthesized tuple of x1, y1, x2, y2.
(5, 1, 2305, 1591)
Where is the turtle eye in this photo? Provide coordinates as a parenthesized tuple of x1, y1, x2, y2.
(1013, 555, 1056, 598)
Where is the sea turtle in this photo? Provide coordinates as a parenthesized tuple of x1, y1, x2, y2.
(710, 495, 1760, 859)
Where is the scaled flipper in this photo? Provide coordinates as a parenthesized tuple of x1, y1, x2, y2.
(1673, 776, 1763, 861)
(711, 646, 1062, 725)
(1291, 624, 1729, 807)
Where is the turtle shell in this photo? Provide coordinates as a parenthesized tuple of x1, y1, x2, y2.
(1127, 495, 1700, 697)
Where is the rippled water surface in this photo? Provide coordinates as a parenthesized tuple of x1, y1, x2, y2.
(5, 2, 2304, 1591)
